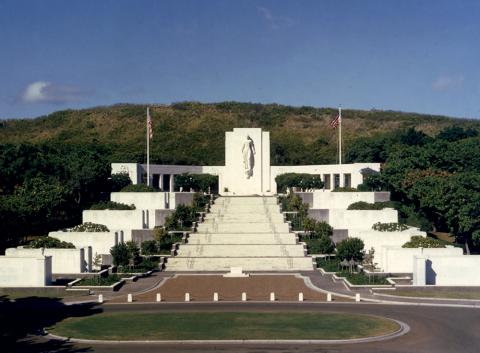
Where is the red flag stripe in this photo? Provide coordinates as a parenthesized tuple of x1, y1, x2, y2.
(329, 114, 340, 129)
(147, 110, 153, 139)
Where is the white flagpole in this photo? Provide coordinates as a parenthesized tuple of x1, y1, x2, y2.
(146, 107, 150, 186)
(338, 106, 342, 165)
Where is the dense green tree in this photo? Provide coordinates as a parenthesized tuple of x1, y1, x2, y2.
(110, 243, 129, 267)
(111, 172, 132, 192)
(336, 238, 365, 261)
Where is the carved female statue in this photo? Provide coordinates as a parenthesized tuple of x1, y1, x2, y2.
(242, 135, 256, 179)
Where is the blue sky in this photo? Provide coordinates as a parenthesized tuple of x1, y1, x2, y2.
(0, 0, 479, 119)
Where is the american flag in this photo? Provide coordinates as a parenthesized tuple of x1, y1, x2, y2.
(147, 107, 153, 139)
(330, 113, 340, 129)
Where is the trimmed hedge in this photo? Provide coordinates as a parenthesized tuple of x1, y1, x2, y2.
(27, 237, 75, 249)
(402, 235, 446, 248)
(372, 222, 408, 232)
(275, 173, 324, 193)
(69, 222, 109, 232)
(120, 184, 156, 192)
(347, 201, 396, 210)
(90, 201, 135, 210)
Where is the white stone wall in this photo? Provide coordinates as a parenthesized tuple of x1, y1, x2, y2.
(350, 228, 425, 262)
(328, 208, 398, 229)
(271, 163, 381, 193)
(306, 191, 390, 209)
(413, 255, 480, 286)
(5, 247, 91, 274)
(50, 231, 124, 256)
(378, 246, 463, 273)
(111, 192, 168, 209)
(83, 209, 149, 229)
(0, 255, 52, 287)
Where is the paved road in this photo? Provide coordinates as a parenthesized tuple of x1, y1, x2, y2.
(9, 302, 480, 353)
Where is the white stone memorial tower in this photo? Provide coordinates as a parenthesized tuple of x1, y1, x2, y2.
(222, 128, 271, 195)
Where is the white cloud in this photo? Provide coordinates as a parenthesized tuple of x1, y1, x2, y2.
(432, 75, 464, 91)
(257, 6, 295, 30)
(21, 81, 85, 104)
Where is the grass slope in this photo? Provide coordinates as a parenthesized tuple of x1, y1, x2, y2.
(50, 311, 400, 340)
(1, 102, 479, 165)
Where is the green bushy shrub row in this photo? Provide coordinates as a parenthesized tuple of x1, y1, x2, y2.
(89, 201, 135, 210)
(372, 222, 408, 232)
(68, 222, 109, 232)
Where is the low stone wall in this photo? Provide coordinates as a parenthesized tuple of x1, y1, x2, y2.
(0, 255, 52, 287)
(82, 209, 149, 229)
(413, 255, 480, 286)
(50, 231, 121, 256)
(154, 209, 175, 227)
(131, 229, 155, 244)
(379, 246, 463, 273)
(328, 208, 398, 229)
(111, 192, 168, 209)
(297, 191, 391, 209)
(350, 228, 425, 262)
(5, 247, 92, 274)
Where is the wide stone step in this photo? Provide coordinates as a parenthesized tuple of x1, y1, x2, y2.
(215, 197, 278, 205)
(187, 234, 298, 245)
(176, 244, 306, 257)
(165, 257, 314, 271)
(197, 223, 290, 233)
(209, 206, 281, 214)
(202, 216, 284, 223)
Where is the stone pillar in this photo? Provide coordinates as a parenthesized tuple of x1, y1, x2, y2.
(413, 256, 426, 285)
(159, 174, 164, 190)
(169, 174, 175, 192)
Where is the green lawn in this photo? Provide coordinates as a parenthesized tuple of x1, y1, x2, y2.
(49, 311, 399, 340)
(0, 290, 88, 300)
(383, 289, 480, 300)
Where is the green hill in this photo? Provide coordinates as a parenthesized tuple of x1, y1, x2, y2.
(1, 102, 479, 165)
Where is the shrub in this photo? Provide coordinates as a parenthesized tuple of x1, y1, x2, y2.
(165, 204, 197, 230)
(372, 222, 408, 232)
(89, 201, 135, 210)
(472, 230, 480, 248)
(110, 243, 129, 266)
(120, 184, 156, 192)
(402, 236, 446, 248)
(275, 173, 324, 193)
(336, 237, 365, 261)
(111, 172, 132, 192)
(347, 201, 396, 210)
(316, 257, 340, 271)
(332, 187, 358, 192)
(69, 222, 109, 232)
(193, 193, 210, 210)
(141, 240, 158, 255)
(306, 236, 335, 254)
(303, 219, 333, 239)
(75, 274, 122, 286)
(174, 173, 218, 193)
(335, 271, 388, 285)
(27, 237, 75, 249)
(126, 241, 140, 264)
(154, 227, 182, 252)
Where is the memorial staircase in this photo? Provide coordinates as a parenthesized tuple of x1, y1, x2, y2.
(165, 196, 314, 271)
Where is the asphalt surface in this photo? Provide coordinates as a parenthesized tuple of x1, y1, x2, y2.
(8, 301, 480, 353)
